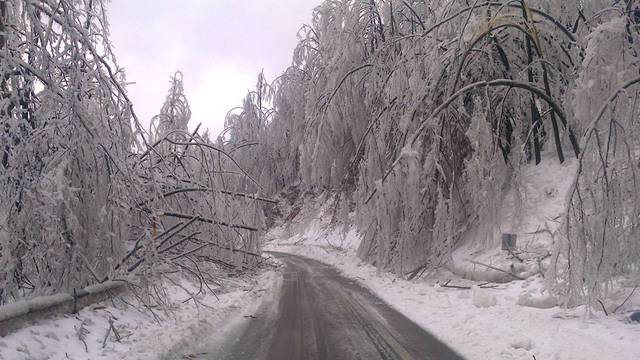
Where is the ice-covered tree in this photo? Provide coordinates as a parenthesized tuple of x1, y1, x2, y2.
(550, 4, 640, 307)
(225, 0, 640, 309)
(0, 0, 136, 301)
(149, 71, 191, 154)
(0, 1, 266, 305)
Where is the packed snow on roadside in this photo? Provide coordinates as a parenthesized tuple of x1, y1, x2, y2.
(0, 270, 277, 360)
(265, 158, 640, 360)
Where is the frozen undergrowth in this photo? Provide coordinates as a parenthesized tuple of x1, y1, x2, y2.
(265, 166, 640, 360)
(0, 271, 276, 360)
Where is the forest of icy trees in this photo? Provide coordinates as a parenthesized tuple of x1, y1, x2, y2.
(0, 0, 264, 306)
(1, 0, 640, 311)
(225, 0, 640, 308)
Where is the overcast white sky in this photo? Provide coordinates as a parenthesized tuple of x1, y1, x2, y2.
(108, 0, 320, 137)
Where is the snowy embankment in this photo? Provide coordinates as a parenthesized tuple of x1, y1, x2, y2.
(265, 158, 640, 360)
(0, 271, 277, 360)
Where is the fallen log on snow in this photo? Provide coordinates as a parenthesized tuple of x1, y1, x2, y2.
(0, 281, 127, 337)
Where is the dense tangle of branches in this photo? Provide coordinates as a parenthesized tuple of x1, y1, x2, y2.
(0, 0, 265, 305)
(226, 0, 640, 307)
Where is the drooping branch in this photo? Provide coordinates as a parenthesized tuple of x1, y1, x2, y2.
(159, 211, 259, 232)
(364, 78, 569, 204)
(161, 187, 277, 204)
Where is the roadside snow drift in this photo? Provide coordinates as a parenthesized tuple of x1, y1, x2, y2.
(0, 271, 276, 360)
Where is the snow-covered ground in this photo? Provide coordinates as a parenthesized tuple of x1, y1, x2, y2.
(265, 159, 640, 360)
(267, 224, 640, 360)
(0, 271, 277, 360)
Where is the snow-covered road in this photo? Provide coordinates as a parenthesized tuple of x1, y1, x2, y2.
(212, 252, 464, 360)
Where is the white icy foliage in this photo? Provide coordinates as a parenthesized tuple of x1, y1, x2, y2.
(551, 11, 640, 307)
(464, 102, 510, 246)
(0, 1, 264, 305)
(224, 0, 639, 307)
(1, 0, 133, 301)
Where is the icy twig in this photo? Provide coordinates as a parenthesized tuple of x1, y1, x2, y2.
(613, 285, 638, 313)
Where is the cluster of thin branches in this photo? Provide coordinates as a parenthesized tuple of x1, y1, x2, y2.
(550, 8, 640, 306)
(226, 0, 640, 306)
(0, 0, 266, 305)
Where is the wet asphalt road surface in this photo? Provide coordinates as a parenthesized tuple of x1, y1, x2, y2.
(213, 252, 465, 360)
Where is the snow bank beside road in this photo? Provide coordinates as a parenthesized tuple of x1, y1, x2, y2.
(0, 271, 276, 360)
(265, 200, 640, 360)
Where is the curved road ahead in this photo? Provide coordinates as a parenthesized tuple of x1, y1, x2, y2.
(213, 252, 464, 360)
